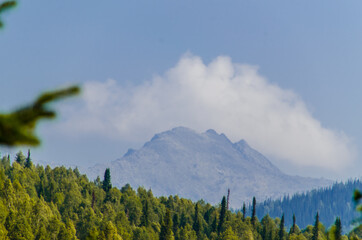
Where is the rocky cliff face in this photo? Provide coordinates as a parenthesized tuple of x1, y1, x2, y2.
(88, 127, 332, 207)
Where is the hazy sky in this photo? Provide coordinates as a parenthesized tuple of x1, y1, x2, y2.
(1, 0, 362, 180)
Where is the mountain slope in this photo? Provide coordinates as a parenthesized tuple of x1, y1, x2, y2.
(88, 127, 332, 207)
(252, 179, 362, 230)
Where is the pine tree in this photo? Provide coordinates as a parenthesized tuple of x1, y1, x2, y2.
(242, 202, 246, 221)
(173, 213, 180, 240)
(334, 217, 342, 240)
(218, 196, 226, 234)
(193, 203, 202, 239)
(290, 214, 296, 234)
(102, 168, 112, 193)
(279, 214, 285, 240)
(252, 196, 257, 226)
(312, 212, 319, 240)
(25, 149, 32, 168)
(141, 199, 151, 227)
(211, 215, 217, 233)
(15, 151, 26, 166)
(160, 208, 174, 240)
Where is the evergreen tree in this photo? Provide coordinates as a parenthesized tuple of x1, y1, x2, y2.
(312, 212, 319, 240)
(141, 198, 151, 227)
(218, 196, 226, 234)
(15, 151, 26, 166)
(334, 217, 342, 240)
(211, 215, 217, 234)
(261, 214, 276, 240)
(102, 168, 112, 193)
(173, 213, 180, 240)
(193, 203, 202, 239)
(279, 213, 285, 240)
(242, 202, 246, 221)
(25, 149, 32, 168)
(1, 154, 10, 170)
(221, 226, 239, 240)
(160, 208, 174, 240)
(252, 196, 257, 226)
(290, 214, 296, 234)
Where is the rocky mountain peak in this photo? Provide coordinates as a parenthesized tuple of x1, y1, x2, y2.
(88, 127, 332, 207)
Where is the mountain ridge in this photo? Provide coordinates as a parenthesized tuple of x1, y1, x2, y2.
(87, 126, 332, 207)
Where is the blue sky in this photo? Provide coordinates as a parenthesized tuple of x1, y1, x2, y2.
(1, 0, 362, 180)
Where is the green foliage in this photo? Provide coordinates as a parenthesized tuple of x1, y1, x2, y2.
(24, 149, 32, 169)
(348, 225, 361, 239)
(0, 86, 80, 146)
(14, 151, 25, 166)
(261, 214, 277, 240)
(218, 196, 227, 234)
(312, 212, 320, 240)
(252, 196, 257, 226)
(354, 190, 362, 224)
(243, 202, 246, 221)
(221, 226, 238, 240)
(0, 0, 16, 28)
(192, 203, 202, 239)
(160, 208, 174, 240)
(279, 214, 285, 240)
(102, 168, 112, 193)
(290, 214, 301, 235)
(0, 152, 358, 240)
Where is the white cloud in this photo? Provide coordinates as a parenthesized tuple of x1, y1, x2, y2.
(60, 54, 354, 170)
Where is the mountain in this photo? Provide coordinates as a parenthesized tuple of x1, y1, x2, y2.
(87, 127, 332, 208)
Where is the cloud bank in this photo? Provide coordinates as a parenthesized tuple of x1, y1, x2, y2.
(61, 54, 354, 170)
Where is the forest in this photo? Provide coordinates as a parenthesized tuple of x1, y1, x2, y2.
(251, 180, 362, 231)
(0, 151, 361, 240)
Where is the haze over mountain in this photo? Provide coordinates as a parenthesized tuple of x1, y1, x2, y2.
(88, 127, 332, 207)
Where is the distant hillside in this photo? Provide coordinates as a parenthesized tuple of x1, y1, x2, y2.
(88, 127, 332, 208)
(250, 179, 362, 231)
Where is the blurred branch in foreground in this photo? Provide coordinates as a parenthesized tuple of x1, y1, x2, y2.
(355, 190, 362, 211)
(0, 0, 16, 28)
(354, 189, 362, 226)
(0, 86, 80, 146)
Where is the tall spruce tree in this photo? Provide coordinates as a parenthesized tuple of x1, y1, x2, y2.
(172, 213, 179, 240)
(279, 214, 285, 240)
(141, 199, 151, 227)
(312, 212, 319, 240)
(289, 214, 296, 234)
(25, 149, 32, 168)
(160, 208, 174, 240)
(252, 196, 257, 226)
(211, 215, 217, 234)
(193, 203, 202, 239)
(242, 202, 246, 221)
(102, 168, 112, 193)
(218, 196, 227, 234)
(334, 217, 342, 240)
